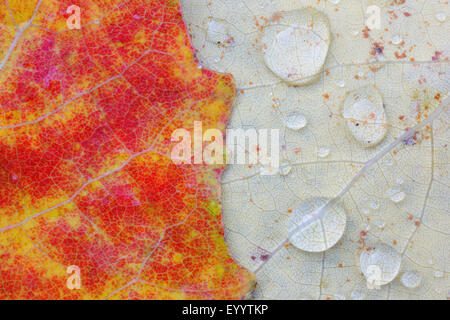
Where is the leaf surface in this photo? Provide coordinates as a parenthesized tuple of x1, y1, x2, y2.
(182, 0, 449, 299)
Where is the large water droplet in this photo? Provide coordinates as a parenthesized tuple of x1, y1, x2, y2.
(261, 9, 331, 86)
(288, 197, 346, 253)
(401, 271, 421, 289)
(284, 112, 307, 130)
(342, 86, 388, 147)
(360, 243, 402, 289)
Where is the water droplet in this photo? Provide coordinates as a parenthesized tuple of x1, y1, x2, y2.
(370, 201, 379, 210)
(351, 289, 365, 300)
(375, 220, 385, 229)
(342, 86, 388, 147)
(390, 191, 405, 203)
(337, 80, 346, 87)
(362, 208, 370, 215)
(288, 197, 347, 253)
(387, 186, 405, 203)
(317, 146, 330, 158)
(334, 293, 346, 300)
(435, 13, 446, 22)
(401, 271, 421, 289)
(261, 9, 331, 86)
(284, 113, 308, 131)
(434, 270, 444, 278)
(213, 56, 221, 63)
(360, 243, 402, 289)
(330, 0, 340, 4)
(279, 161, 292, 176)
(206, 19, 236, 47)
(391, 34, 402, 45)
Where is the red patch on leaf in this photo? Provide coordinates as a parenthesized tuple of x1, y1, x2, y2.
(0, 0, 254, 299)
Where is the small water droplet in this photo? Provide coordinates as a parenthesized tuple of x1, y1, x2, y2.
(342, 86, 388, 147)
(391, 34, 402, 45)
(434, 270, 444, 278)
(370, 201, 379, 210)
(375, 220, 385, 228)
(435, 13, 446, 22)
(329, 0, 340, 4)
(334, 293, 346, 300)
(279, 161, 292, 176)
(206, 19, 237, 47)
(213, 56, 221, 63)
(284, 113, 308, 131)
(387, 186, 405, 203)
(351, 29, 359, 37)
(401, 271, 421, 289)
(351, 289, 365, 300)
(362, 208, 370, 215)
(317, 146, 330, 158)
(390, 191, 405, 203)
(289, 197, 347, 253)
(337, 80, 346, 87)
(360, 243, 402, 289)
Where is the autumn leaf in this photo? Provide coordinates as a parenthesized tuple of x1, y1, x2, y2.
(0, 0, 254, 299)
